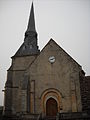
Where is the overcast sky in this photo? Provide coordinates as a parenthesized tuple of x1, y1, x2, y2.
(0, 0, 90, 106)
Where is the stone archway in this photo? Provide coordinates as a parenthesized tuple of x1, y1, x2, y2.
(46, 98, 58, 116)
(41, 88, 62, 115)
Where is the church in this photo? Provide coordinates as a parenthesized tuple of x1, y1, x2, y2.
(3, 2, 90, 120)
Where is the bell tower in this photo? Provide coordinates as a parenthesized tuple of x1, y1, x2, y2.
(4, 2, 40, 116)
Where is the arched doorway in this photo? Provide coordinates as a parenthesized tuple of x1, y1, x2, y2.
(46, 98, 58, 116)
(41, 89, 62, 115)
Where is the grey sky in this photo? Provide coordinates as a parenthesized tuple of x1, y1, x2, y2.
(0, 0, 90, 105)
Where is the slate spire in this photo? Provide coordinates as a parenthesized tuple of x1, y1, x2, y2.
(14, 2, 40, 57)
(27, 2, 36, 32)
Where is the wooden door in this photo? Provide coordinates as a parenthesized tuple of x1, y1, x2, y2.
(46, 98, 58, 116)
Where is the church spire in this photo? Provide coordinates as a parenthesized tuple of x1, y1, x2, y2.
(27, 2, 36, 32)
(14, 2, 40, 57)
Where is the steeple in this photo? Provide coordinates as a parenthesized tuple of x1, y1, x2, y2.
(14, 2, 40, 57)
(25, 2, 37, 38)
(27, 2, 36, 32)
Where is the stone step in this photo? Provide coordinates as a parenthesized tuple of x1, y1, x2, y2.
(45, 116, 56, 120)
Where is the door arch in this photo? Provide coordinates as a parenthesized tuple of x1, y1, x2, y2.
(41, 89, 62, 115)
(46, 98, 58, 116)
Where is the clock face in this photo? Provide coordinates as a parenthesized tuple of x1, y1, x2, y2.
(49, 56, 55, 63)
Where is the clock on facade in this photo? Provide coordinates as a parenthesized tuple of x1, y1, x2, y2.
(49, 56, 55, 63)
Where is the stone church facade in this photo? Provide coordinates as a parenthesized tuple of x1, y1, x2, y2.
(3, 2, 90, 119)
